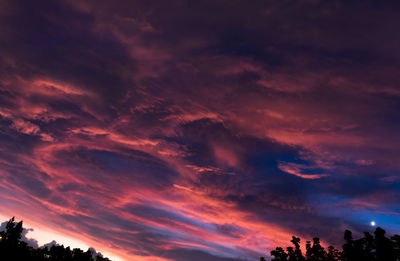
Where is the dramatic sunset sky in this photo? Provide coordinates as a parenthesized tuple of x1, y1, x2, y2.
(1, 0, 400, 260)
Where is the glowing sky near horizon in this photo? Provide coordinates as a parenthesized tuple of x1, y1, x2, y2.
(1, 0, 400, 260)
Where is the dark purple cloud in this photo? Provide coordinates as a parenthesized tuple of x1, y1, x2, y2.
(0, 0, 400, 260)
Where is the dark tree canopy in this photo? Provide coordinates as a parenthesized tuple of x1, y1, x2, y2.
(263, 227, 400, 261)
(2, 216, 400, 261)
(0, 217, 111, 261)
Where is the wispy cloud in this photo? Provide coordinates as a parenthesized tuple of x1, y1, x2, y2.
(0, 0, 400, 260)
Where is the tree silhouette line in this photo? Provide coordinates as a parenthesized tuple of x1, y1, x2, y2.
(262, 226, 400, 261)
(0, 217, 111, 261)
(2, 216, 400, 261)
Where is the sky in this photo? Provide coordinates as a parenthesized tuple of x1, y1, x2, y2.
(1, 0, 400, 260)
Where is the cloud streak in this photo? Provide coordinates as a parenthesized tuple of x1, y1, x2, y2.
(0, 0, 400, 260)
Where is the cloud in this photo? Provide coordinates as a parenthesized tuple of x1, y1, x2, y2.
(278, 162, 330, 179)
(1, 0, 400, 260)
(10, 119, 40, 135)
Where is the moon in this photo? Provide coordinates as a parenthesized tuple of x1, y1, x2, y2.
(370, 221, 376, 226)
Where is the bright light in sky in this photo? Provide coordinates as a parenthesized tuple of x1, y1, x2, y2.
(371, 221, 376, 226)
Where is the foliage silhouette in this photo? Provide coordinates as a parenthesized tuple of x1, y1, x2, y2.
(262, 227, 400, 261)
(3, 216, 400, 261)
(0, 217, 111, 261)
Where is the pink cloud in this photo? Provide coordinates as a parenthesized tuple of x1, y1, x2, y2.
(11, 119, 40, 135)
(278, 162, 329, 179)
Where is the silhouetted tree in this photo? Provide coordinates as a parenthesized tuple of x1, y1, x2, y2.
(0, 217, 112, 261)
(288, 236, 304, 261)
(305, 238, 326, 261)
(264, 227, 400, 261)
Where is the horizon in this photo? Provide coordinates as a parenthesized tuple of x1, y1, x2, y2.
(1, 1, 400, 260)
(0, 215, 397, 261)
